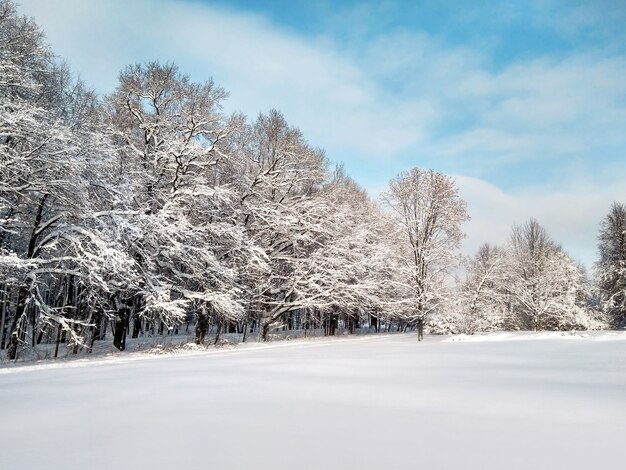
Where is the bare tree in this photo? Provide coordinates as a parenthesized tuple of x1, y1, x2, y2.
(383, 168, 469, 340)
(106, 62, 267, 348)
(231, 110, 330, 340)
(459, 243, 507, 334)
(1, 0, 133, 358)
(506, 219, 594, 331)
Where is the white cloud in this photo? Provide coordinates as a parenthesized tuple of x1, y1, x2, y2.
(18, 0, 433, 159)
(16, 0, 626, 267)
(456, 175, 626, 267)
(19, 0, 626, 170)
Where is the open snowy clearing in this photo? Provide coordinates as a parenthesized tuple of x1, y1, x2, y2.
(1, 332, 625, 470)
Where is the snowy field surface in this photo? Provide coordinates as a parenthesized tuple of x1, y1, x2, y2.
(1, 332, 626, 470)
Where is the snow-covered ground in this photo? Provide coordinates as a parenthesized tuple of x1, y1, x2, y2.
(1, 332, 625, 470)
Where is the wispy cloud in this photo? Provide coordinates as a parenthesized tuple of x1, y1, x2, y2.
(456, 175, 626, 267)
(18, 0, 626, 265)
(20, 0, 438, 157)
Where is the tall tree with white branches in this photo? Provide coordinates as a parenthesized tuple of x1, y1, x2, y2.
(505, 219, 596, 331)
(106, 62, 267, 348)
(383, 168, 469, 340)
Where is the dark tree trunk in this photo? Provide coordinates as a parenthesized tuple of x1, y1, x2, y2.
(113, 315, 127, 351)
(370, 314, 379, 333)
(67, 275, 78, 354)
(89, 310, 103, 353)
(7, 195, 48, 360)
(113, 298, 131, 351)
(242, 321, 249, 343)
(132, 316, 142, 339)
(417, 318, 424, 341)
(36, 328, 44, 345)
(323, 314, 338, 336)
(54, 324, 62, 358)
(0, 284, 6, 350)
(195, 312, 208, 345)
(6, 284, 29, 360)
(214, 320, 223, 345)
(261, 321, 270, 342)
(330, 315, 338, 336)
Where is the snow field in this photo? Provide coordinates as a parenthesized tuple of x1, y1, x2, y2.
(1, 332, 625, 470)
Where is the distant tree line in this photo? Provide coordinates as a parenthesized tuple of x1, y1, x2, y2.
(1, 1, 624, 359)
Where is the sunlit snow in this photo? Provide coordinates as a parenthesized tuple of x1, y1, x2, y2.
(1, 332, 625, 470)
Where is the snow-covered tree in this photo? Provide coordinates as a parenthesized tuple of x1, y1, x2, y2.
(226, 110, 330, 339)
(106, 61, 267, 347)
(295, 168, 401, 334)
(596, 202, 626, 327)
(1, 0, 134, 358)
(382, 168, 469, 339)
(457, 243, 508, 334)
(505, 219, 595, 331)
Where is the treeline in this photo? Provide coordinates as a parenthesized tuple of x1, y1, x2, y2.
(1, 1, 625, 360)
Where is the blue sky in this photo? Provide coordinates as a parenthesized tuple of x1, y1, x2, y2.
(17, 0, 626, 266)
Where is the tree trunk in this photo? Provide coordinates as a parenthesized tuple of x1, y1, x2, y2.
(113, 298, 131, 351)
(261, 321, 270, 342)
(330, 315, 338, 336)
(242, 321, 249, 343)
(54, 324, 62, 358)
(6, 284, 29, 360)
(36, 328, 44, 345)
(67, 275, 78, 354)
(7, 195, 48, 360)
(112, 315, 127, 351)
(195, 312, 208, 344)
(417, 318, 424, 341)
(0, 284, 7, 350)
(370, 314, 379, 333)
(88, 310, 103, 353)
(214, 320, 223, 345)
(132, 315, 142, 339)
